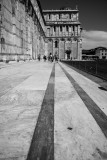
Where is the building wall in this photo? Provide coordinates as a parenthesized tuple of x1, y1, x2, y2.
(0, 0, 46, 62)
(96, 48, 107, 59)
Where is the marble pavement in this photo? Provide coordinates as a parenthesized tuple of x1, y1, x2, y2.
(0, 61, 107, 160)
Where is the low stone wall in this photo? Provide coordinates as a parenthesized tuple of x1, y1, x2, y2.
(61, 60, 107, 80)
(0, 53, 31, 62)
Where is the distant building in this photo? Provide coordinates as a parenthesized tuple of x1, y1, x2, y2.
(43, 7, 82, 60)
(82, 47, 107, 60)
(96, 47, 107, 60)
(82, 49, 97, 60)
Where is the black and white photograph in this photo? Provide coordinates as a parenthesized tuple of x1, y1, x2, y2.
(0, 0, 107, 159)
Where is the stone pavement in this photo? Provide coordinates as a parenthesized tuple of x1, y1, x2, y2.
(0, 61, 107, 160)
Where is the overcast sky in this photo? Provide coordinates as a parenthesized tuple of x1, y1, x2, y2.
(40, 0, 107, 49)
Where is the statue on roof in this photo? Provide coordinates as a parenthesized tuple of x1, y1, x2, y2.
(60, 6, 72, 10)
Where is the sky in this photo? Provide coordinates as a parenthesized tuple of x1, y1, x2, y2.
(39, 0, 107, 49)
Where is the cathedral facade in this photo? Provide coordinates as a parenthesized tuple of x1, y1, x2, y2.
(43, 7, 82, 60)
(0, 0, 82, 62)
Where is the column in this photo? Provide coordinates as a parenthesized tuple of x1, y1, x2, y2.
(64, 40, 65, 59)
(64, 39, 67, 59)
(58, 26, 60, 37)
(63, 26, 66, 37)
(77, 38, 82, 60)
(70, 38, 73, 59)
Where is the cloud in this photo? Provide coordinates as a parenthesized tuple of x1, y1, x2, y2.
(82, 30, 107, 49)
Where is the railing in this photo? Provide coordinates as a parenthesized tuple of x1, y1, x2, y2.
(61, 60, 107, 80)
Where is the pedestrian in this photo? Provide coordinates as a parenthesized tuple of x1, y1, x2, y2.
(54, 54, 58, 62)
(50, 54, 53, 62)
(49, 53, 53, 62)
(43, 55, 47, 62)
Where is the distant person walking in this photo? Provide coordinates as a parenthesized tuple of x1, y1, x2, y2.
(49, 53, 53, 62)
(43, 55, 47, 62)
(50, 55, 53, 62)
(54, 54, 58, 62)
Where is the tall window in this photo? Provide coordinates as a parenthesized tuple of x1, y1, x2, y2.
(54, 26, 56, 32)
(0, 4, 1, 11)
(55, 41, 58, 48)
(73, 26, 75, 31)
(66, 26, 68, 32)
(60, 26, 62, 32)
(49, 14, 51, 19)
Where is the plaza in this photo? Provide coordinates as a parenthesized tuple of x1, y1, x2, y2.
(0, 60, 107, 160)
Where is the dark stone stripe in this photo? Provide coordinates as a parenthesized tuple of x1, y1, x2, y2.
(60, 64, 107, 138)
(26, 64, 55, 160)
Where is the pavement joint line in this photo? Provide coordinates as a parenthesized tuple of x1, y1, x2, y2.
(0, 75, 31, 98)
(59, 63, 107, 138)
(26, 63, 55, 160)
